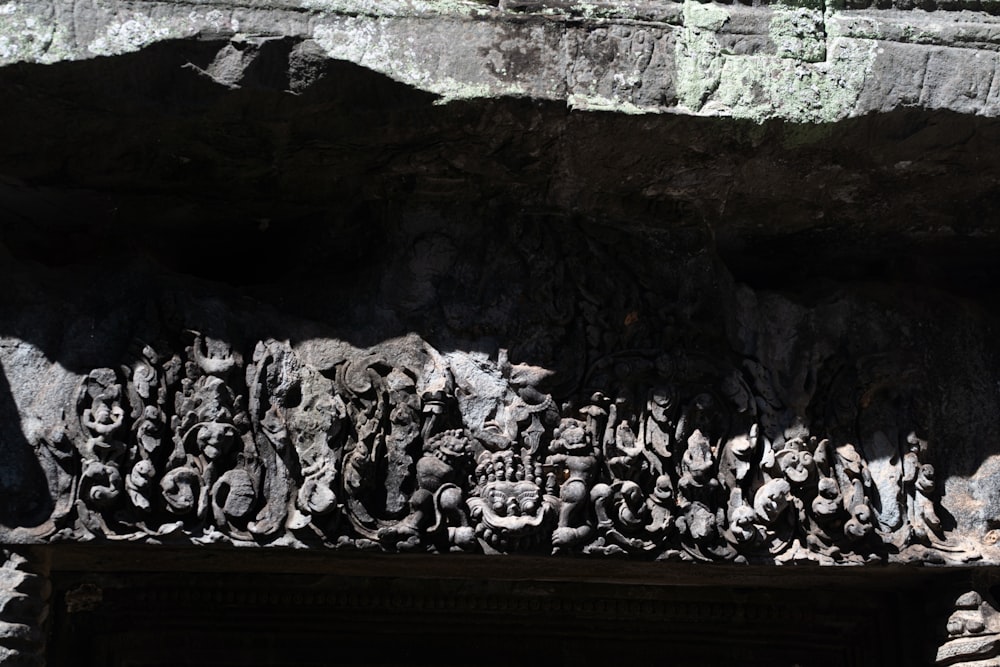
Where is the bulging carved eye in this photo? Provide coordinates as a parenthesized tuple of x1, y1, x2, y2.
(489, 491, 508, 514)
(521, 499, 537, 514)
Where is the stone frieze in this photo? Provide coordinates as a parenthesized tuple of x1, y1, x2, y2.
(29, 329, 974, 565)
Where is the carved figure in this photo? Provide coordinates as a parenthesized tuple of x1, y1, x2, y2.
(718, 423, 758, 491)
(645, 385, 677, 463)
(380, 429, 475, 551)
(548, 417, 599, 549)
(469, 448, 556, 553)
(475, 350, 560, 453)
(678, 430, 718, 505)
(162, 334, 257, 538)
(76, 369, 128, 514)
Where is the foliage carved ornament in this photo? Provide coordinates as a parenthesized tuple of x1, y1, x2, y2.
(38, 331, 968, 565)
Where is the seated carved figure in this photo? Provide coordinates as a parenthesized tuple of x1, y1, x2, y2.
(592, 479, 663, 553)
(678, 430, 718, 503)
(379, 429, 475, 552)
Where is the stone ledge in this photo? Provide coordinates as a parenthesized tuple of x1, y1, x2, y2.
(3, 0, 1000, 120)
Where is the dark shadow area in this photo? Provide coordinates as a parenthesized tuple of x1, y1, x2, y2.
(46, 568, 933, 667)
(1, 41, 1000, 302)
(0, 360, 53, 527)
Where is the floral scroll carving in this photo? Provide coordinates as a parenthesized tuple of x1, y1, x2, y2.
(42, 329, 967, 565)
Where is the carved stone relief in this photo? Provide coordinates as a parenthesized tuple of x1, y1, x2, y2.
(937, 584, 1000, 666)
(20, 322, 968, 565)
(0, 548, 49, 667)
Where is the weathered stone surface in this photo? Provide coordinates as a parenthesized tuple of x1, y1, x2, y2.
(2, 10, 1000, 667)
(3, 0, 1000, 120)
(2, 15, 1000, 667)
(0, 549, 49, 667)
(0, 0, 998, 569)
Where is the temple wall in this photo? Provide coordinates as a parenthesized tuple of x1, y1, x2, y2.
(3, 0, 1000, 663)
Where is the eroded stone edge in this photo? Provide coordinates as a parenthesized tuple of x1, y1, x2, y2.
(3, 0, 1000, 121)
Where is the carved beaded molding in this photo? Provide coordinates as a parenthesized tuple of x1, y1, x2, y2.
(17, 327, 974, 566)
